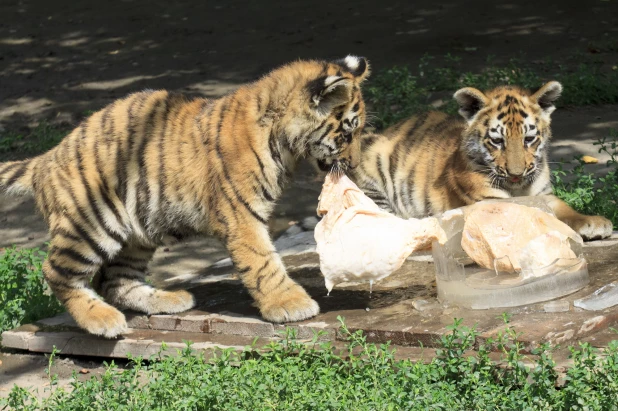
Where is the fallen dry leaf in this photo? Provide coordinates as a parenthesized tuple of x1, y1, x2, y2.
(582, 155, 599, 164)
(79, 368, 90, 374)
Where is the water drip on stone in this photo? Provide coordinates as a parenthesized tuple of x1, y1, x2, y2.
(369, 280, 373, 299)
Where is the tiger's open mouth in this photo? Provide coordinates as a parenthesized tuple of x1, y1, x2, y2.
(317, 159, 332, 172)
(317, 158, 351, 172)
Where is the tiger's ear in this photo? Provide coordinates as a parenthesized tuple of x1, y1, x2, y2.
(309, 76, 353, 114)
(531, 81, 562, 116)
(333, 55, 371, 82)
(454, 87, 489, 122)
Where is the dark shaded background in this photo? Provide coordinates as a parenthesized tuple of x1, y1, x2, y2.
(1, 0, 617, 129)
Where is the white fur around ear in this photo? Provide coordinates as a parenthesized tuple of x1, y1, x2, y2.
(531, 81, 562, 115)
(453, 87, 489, 122)
(344, 55, 360, 71)
(334, 55, 371, 81)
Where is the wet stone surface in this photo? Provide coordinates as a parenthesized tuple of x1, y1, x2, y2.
(3, 229, 618, 361)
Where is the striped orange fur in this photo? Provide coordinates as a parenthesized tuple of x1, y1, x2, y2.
(0, 56, 370, 338)
(354, 81, 613, 241)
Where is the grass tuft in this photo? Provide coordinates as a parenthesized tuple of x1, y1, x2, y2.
(0, 122, 67, 160)
(3, 317, 618, 410)
(553, 130, 618, 229)
(0, 246, 64, 339)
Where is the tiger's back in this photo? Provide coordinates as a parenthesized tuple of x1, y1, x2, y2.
(356, 111, 495, 218)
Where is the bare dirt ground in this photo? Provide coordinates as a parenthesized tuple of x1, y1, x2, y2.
(1, 0, 618, 400)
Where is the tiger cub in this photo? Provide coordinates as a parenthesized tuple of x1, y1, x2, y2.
(0, 56, 370, 338)
(353, 81, 613, 241)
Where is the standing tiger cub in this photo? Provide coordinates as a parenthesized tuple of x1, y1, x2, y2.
(0, 56, 370, 338)
(353, 81, 613, 241)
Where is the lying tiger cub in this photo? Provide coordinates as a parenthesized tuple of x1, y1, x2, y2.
(350, 81, 613, 241)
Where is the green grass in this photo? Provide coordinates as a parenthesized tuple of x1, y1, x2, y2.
(366, 53, 618, 130)
(3, 318, 618, 410)
(553, 130, 618, 229)
(0, 246, 64, 339)
(0, 122, 67, 160)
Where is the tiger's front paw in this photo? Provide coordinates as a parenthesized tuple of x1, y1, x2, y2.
(569, 215, 613, 241)
(259, 283, 320, 323)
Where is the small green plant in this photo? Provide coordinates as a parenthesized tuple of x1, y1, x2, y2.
(0, 122, 67, 158)
(367, 52, 618, 131)
(365, 66, 431, 129)
(4, 318, 618, 410)
(0, 247, 63, 338)
(553, 130, 618, 229)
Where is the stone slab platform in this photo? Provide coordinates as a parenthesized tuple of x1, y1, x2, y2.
(3, 232, 618, 363)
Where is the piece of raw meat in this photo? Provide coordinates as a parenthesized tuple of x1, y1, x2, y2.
(460, 202, 580, 273)
(314, 173, 447, 292)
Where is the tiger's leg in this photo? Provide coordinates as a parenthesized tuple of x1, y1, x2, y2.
(226, 219, 319, 323)
(545, 195, 613, 241)
(94, 244, 195, 314)
(44, 223, 128, 338)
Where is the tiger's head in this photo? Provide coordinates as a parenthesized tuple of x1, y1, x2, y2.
(274, 55, 370, 172)
(454, 81, 562, 189)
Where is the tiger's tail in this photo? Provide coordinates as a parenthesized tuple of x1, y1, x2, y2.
(0, 158, 39, 196)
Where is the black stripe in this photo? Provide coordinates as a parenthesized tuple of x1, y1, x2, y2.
(268, 131, 283, 170)
(453, 177, 474, 204)
(116, 95, 143, 203)
(376, 155, 389, 195)
(250, 171, 275, 202)
(423, 151, 438, 216)
(96, 108, 125, 225)
(400, 113, 431, 151)
(318, 124, 334, 143)
(136, 97, 165, 230)
(52, 247, 99, 267)
(52, 227, 82, 243)
(237, 265, 251, 274)
(0, 162, 21, 178)
(155, 93, 174, 228)
(403, 160, 419, 214)
(389, 149, 400, 211)
(4, 162, 28, 188)
(214, 98, 268, 225)
(105, 261, 147, 272)
(49, 260, 85, 277)
(62, 205, 112, 260)
(538, 181, 553, 195)
(75, 125, 125, 245)
(361, 134, 377, 149)
(255, 260, 272, 292)
(249, 142, 275, 202)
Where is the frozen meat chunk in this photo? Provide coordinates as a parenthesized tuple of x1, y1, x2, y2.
(460, 202, 581, 273)
(314, 173, 447, 292)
